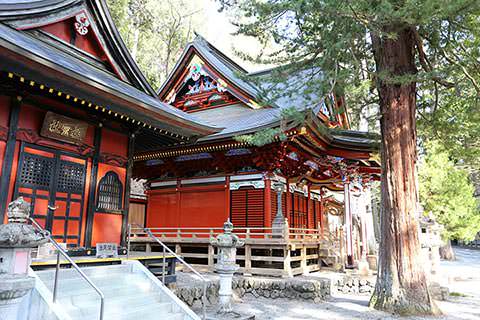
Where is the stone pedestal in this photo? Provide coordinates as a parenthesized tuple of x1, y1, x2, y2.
(210, 220, 244, 314)
(0, 197, 47, 320)
(0, 275, 35, 320)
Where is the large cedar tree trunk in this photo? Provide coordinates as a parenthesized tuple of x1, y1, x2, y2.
(369, 26, 439, 315)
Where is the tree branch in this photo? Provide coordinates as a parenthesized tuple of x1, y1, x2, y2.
(441, 49, 480, 95)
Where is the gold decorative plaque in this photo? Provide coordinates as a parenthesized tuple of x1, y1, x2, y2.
(40, 112, 88, 145)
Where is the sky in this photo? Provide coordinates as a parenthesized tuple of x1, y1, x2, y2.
(196, 0, 271, 72)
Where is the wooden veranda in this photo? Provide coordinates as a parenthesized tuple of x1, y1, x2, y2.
(127, 225, 348, 277)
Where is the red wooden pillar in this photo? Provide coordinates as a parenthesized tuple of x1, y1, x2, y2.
(286, 181, 292, 226)
(225, 176, 231, 221)
(344, 181, 354, 266)
(319, 190, 324, 237)
(264, 178, 272, 228)
(307, 186, 312, 229)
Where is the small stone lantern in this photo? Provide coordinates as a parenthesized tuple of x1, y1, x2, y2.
(210, 220, 244, 314)
(272, 182, 288, 237)
(0, 197, 47, 320)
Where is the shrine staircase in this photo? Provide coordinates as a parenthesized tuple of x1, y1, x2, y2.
(318, 237, 343, 269)
(31, 261, 199, 320)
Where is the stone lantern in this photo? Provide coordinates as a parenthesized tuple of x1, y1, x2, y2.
(272, 182, 288, 237)
(210, 220, 244, 314)
(0, 197, 47, 320)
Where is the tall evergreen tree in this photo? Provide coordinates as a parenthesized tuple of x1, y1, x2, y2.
(419, 141, 480, 242)
(218, 0, 480, 315)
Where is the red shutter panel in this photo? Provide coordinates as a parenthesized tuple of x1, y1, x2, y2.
(231, 189, 247, 227)
(308, 198, 315, 229)
(231, 188, 265, 227)
(246, 189, 264, 227)
(291, 192, 309, 229)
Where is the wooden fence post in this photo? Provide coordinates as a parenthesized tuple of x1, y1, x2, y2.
(208, 244, 215, 270)
(283, 245, 293, 278)
(301, 246, 308, 275)
(244, 244, 252, 276)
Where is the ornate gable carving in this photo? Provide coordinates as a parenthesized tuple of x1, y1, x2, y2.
(32, 10, 120, 77)
(165, 56, 239, 112)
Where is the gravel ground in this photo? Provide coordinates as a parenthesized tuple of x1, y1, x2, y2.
(196, 247, 480, 320)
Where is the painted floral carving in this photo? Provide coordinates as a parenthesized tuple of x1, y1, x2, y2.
(74, 12, 90, 36)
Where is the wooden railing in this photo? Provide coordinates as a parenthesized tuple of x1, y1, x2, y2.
(128, 226, 339, 244)
(127, 225, 346, 277)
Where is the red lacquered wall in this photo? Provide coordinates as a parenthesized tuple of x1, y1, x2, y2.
(147, 184, 228, 228)
(100, 129, 128, 157)
(91, 213, 123, 244)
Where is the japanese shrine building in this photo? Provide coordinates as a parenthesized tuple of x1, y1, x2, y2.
(0, 0, 381, 270)
(0, 0, 219, 250)
(133, 35, 381, 265)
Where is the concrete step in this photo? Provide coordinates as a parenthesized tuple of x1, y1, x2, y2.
(40, 273, 149, 293)
(57, 283, 161, 306)
(36, 264, 131, 281)
(70, 302, 183, 320)
(69, 299, 172, 319)
(60, 287, 166, 310)
(34, 262, 199, 320)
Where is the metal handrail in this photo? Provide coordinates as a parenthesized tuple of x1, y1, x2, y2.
(30, 218, 105, 320)
(127, 223, 208, 320)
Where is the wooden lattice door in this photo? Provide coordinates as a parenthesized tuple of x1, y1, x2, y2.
(14, 144, 87, 247)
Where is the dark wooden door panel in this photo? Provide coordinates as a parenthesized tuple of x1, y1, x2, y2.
(14, 143, 87, 247)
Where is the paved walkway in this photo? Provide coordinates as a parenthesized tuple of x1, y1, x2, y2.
(211, 247, 480, 319)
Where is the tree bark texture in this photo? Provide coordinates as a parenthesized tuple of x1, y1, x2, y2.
(369, 26, 439, 315)
(439, 239, 456, 261)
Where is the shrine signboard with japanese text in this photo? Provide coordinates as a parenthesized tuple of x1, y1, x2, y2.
(96, 243, 118, 258)
(40, 112, 88, 145)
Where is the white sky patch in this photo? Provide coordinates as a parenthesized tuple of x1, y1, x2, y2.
(198, 0, 276, 72)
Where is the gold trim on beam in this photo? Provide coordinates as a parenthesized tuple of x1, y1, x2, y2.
(134, 128, 299, 162)
(133, 141, 251, 161)
(4, 72, 187, 141)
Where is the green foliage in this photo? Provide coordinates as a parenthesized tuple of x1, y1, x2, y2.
(419, 141, 480, 241)
(234, 106, 305, 146)
(107, 0, 204, 89)
(235, 128, 286, 146)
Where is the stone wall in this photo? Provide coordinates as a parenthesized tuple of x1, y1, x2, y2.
(174, 276, 331, 307)
(333, 276, 375, 295)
